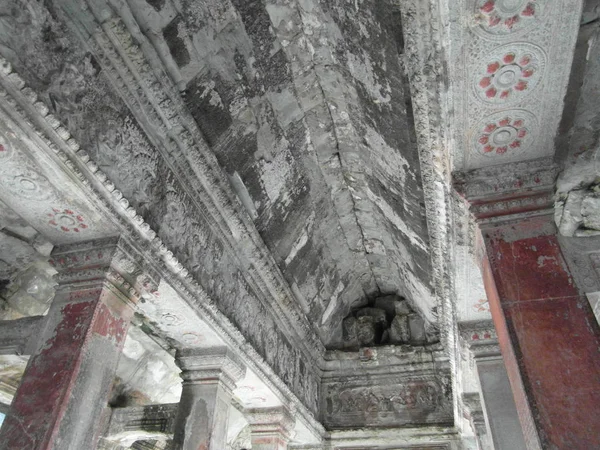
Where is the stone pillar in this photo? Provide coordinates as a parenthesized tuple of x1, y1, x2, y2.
(461, 321, 526, 450)
(455, 160, 600, 449)
(479, 214, 600, 449)
(0, 237, 158, 450)
(246, 406, 296, 450)
(172, 347, 245, 450)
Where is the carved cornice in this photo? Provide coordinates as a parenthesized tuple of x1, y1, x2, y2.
(399, 0, 460, 425)
(453, 158, 557, 201)
(0, 59, 324, 435)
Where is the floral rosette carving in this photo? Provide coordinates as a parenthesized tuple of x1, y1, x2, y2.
(474, 0, 548, 36)
(47, 208, 89, 232)
(474, 44, 545, 104)
(472, 110, 537, 158)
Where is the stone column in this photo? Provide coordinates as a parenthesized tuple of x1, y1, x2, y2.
(0, 236, 158, 450)
(478, 214, 600, 449)
(172, 347, 245, 450)
(246, 406, 296, 450)
(455, 160, 600, 449)
(461, 322, 526, 450)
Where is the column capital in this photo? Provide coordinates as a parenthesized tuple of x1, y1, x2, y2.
(453, 157, 558, 223)
(458, 320, 500, 359)
(175, 347, 246, 391)
(49, 236, 160, 304)
(245, 405, 296, 440)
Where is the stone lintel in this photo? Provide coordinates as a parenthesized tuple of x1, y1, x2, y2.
(245, 406, 296, 438)
(0, 316, 44, 355)
(175, 347, 246, 390)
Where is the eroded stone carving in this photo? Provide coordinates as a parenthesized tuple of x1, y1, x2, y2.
(340, 295, 436, 348)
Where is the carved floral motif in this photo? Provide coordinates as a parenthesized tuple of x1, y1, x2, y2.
(475, 45, 545, 104)
(475, 0, 548, 36)
(472, 109, 537, 159)
(47, 208, 89, 233)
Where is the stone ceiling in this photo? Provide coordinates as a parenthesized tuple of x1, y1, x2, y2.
(0, 0, 595, 445)
(0, 0, 435, 347)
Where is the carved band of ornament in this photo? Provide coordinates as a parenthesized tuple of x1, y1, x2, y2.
(0, 40, 319, 435)
(399, 0, 455, 335)
(469, 191, 554, 220)
(453, 157, 557, 201)
(399, 0, 460, 420)
(86, 12, 323, 359)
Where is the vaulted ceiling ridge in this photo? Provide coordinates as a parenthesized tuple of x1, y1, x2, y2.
(291, 2, 383, 296)
(0, 59, 325, 435)
(59, 3, 325, 359)
(398, 0, 460, 423)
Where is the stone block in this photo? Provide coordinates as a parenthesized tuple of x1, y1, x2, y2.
(389, 315, 410, 344)
(342, 316, 358, 347)
(356, 316, 376, 347)
(373, 295, 411, 318)
(408, 313, 426, 345)
(355, 307, 387, 326)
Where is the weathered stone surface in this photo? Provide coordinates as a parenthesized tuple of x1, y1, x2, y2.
(408, 313, 427, 345)
(356, 316, 376, 347)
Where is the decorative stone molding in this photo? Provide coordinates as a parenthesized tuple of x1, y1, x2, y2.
(399, 0, 460, 424)
(176, 347, 246, 391)
(321, 348, 453, 429)
(64, 4, 324, 364)
(0, 56, 324, 434)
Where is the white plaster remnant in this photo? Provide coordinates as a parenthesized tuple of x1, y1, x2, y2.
(285, 211, 316, 265)
(321, 281, 345, 325)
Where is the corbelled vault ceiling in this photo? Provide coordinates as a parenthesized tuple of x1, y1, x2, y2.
(0, 0, 433, 347)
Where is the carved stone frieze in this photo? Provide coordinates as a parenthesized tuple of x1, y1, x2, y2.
(322, 372, 453, 428)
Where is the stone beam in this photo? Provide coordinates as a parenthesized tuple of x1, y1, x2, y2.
(0, 316, 44, 355)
